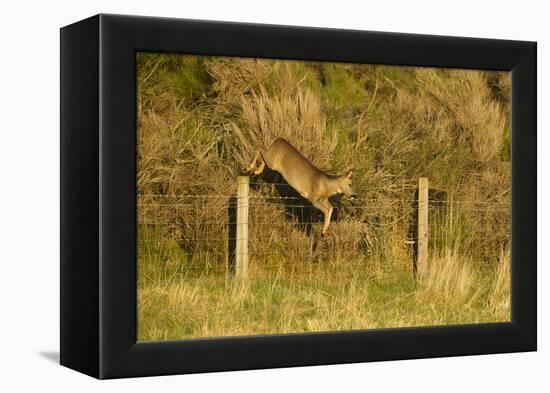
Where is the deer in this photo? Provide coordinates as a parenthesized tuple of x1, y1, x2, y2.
(244, 138, 356, 237)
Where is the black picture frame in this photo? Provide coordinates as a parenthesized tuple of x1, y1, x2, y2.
(60, 14, 536, 379)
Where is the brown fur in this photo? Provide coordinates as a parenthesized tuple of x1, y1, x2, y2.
(245, 138, 356, 236)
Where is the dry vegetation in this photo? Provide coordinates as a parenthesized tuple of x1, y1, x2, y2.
(136, 53, 511, 341)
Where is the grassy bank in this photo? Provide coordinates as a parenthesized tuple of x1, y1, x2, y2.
(137, 223, 510, 341)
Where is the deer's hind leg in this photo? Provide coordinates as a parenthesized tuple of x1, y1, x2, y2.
(253, 156, 266, 175)
(244, 150, 262, 174)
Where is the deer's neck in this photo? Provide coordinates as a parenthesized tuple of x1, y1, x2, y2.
(323, 175, 343, 197)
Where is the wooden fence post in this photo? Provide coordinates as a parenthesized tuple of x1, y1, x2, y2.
(416, 177, 429, 275)
(235, 176, 249, 279)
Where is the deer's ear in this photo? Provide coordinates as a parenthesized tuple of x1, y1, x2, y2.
(346, 170, 355, 179)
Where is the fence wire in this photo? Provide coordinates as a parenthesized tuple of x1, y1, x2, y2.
(137, 184, 510, 278)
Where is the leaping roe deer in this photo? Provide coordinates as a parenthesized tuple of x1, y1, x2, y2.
(244, 138, 356, 237)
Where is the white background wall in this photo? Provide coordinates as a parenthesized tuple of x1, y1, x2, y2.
(0, 0, 546, 390)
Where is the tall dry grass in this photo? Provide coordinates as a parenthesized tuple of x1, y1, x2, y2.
(231, 87, 337, 170)
(487, 247, 511, 319)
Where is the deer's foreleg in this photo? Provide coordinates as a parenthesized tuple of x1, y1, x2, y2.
(312, 199, 333, 237)
(322, 205, 334, 237)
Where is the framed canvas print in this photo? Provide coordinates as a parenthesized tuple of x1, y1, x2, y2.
(60, 14, 536, 379)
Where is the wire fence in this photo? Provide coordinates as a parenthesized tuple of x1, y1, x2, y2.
(136, 179, 510, 277)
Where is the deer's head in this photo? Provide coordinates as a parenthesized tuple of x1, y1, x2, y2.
(338, 170, 357, 201)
